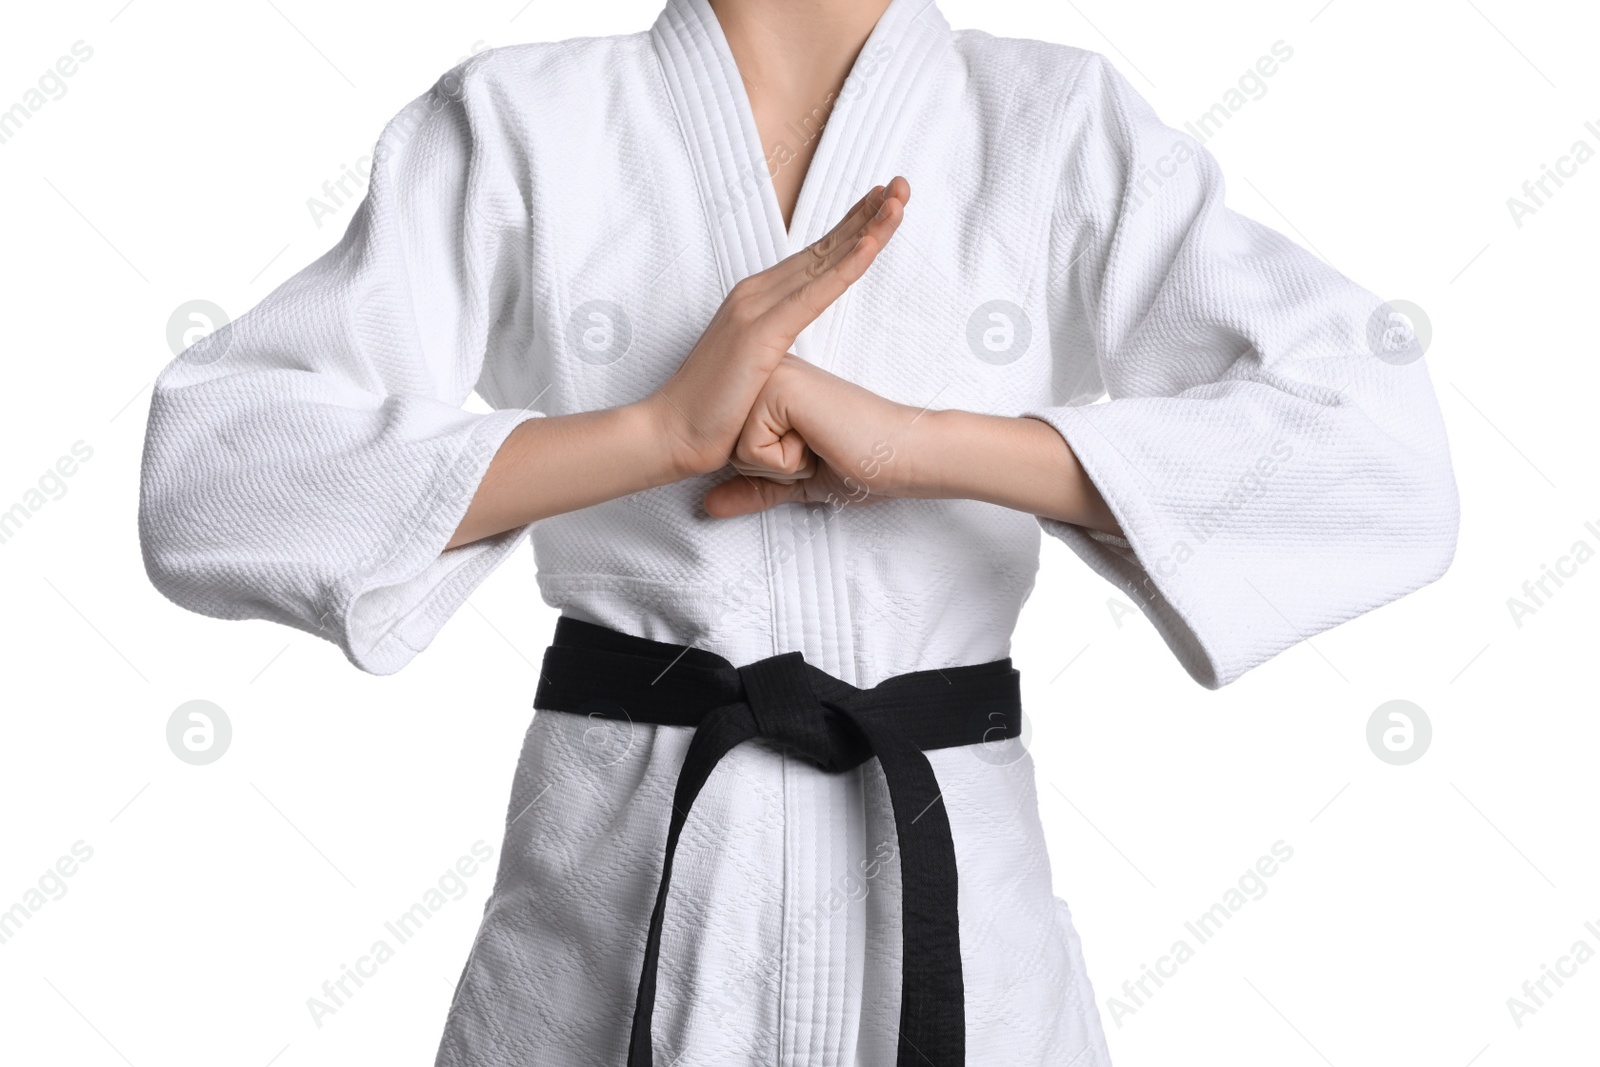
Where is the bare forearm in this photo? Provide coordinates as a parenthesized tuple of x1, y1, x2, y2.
(445, 182, 913, 551)
(905, 409, 1121, 534)
(445, 399, 684, 550)
(711, 355, 1123, 532)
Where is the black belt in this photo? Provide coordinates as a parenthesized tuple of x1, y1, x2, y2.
(533, 617, 1022, 1067)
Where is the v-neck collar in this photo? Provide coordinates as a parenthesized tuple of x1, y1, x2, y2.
(651, 0, 951, 285)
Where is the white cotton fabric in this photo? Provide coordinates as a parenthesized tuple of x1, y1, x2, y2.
(138, 0, 1459, 1062)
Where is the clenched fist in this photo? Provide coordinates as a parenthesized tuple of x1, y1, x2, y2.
(642, 177, 912, 479)
(705, 355, 922, 517)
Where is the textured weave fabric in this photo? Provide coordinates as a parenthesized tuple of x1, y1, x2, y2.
(138, 0, 1458, 1062)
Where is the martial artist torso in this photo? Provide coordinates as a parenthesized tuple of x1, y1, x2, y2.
(441, 6, 1109, 1061)
(137, 0, 1460, 1061)
(491, 2, 1066, 683)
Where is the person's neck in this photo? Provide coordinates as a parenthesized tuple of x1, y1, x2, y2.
(710, 0, 891, 92)
(709, 0, 895, 228)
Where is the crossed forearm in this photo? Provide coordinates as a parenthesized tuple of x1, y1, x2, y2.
(912, 409, 1119, 532)
(698, 355, 1120, 531)
(446, 176, 1118, 552)
(443, 399, 684, 550)
(446, 374, 1118, 550)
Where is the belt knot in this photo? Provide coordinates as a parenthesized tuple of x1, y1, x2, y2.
(736, 652, 866, 773)
(536, 618, 1003, 1067)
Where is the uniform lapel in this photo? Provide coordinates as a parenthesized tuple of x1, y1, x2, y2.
(650, 0, 956, 684)
(781, 0, 951, 251)
(650, 0, 952, 285)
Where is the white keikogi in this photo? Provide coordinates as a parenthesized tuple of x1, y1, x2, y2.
(137, 0, 1460, 1062)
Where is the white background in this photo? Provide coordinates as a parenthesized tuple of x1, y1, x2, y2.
(1, 1, 1595, 1064)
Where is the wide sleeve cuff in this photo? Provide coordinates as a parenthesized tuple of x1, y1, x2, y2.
(1025, 405, 1231, 689)
(337, 405, 544, 674)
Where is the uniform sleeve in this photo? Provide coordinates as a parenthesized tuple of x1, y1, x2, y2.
(138, 60, 544, 675)
(1027, 54, 1459, 689)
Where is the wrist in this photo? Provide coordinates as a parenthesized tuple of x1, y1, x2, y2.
(789, 365, 930, 500)
(636, 390, 721, 481)
(627, 394, 700, 485)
